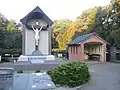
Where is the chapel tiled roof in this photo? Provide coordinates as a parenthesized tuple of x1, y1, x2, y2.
(68, 32, 96, 45)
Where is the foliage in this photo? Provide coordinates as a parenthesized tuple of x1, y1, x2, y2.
(2, 49, 21, 54)
(0, 13, 8, 49)
(52, 3, 120, 49)
(0, 30, 5, 49)
(4, 30, 22, 49)
(52, 7, 104, 50)
(52, 19, 72, 49)
(1, 57, 10, 62)
(0, 13, 8, 30)
(7, 20, 17, 32)
(1, 0, 120, 53)
(88, 7, 110, 40)
(0, 13, 22, 56)
(52, 20, 72, 33)
(97, 0, 120, 48)
(48, 61, 90, 87)
(72, 7, 99, 40)
(36, 70, 41, 73)
(17, 70, 23, 73)
(56, 22, 77, 50)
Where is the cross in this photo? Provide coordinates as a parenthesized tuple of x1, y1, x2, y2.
(32, 21, 43, 50)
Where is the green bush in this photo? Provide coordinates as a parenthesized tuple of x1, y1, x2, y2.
(17, 70, 23, 73)
(48, 61, 90, 87)
(36, 70, 41, 73)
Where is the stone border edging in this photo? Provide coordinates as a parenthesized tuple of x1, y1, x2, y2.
(54, 82, 89, 90)
(110, 60, 120, 63)
(73, 82, 89, 90)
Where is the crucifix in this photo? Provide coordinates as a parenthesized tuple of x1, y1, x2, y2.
(32, 21, 43, 50)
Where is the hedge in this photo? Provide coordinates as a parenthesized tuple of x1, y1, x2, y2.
(48, 61, 90, 87)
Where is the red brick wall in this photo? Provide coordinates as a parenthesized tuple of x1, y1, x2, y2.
(68, 45, 82, 61)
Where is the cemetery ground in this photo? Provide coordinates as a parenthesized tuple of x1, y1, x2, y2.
(80, 62, 120, 90)
(0, 61, 120, 90)
(49, 61, 120, 90)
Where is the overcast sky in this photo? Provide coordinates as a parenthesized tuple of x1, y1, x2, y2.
(0, 0, 111, 22)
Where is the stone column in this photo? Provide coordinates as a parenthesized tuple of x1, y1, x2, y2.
(22, 25, 26, 55)
(48, 26, 52, 55)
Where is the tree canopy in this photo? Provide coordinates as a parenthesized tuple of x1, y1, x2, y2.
(1, 0, 120, 51)
(52, 0, 120, 50)
(52, 19, 72, 49)
(0, 13, 22, 54)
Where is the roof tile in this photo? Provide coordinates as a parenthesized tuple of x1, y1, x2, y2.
(68, 32, 96, 45)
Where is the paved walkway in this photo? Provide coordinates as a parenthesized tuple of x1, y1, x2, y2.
(80, 62, 120, 90)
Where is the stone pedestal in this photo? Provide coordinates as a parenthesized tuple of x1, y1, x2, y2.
(18, 55, 56, 64)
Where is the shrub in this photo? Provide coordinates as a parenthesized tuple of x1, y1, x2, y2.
(17, 70, 23, 73)
(48, 61, 90, 87)
(36, 70, 41, 73)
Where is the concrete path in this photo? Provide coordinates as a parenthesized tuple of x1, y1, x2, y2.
(80, 62, 120, 90)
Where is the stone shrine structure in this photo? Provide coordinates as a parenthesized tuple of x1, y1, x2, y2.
(18, 6, 56, 63)
(20, 6, 53, 55)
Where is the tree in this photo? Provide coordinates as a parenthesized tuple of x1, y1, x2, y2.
(0, 13, 22, 56)
(13, 31, 22, 48)
(0, 30, 5, 50)
(52, 19, 72, 49)
(89, 6, 111, 40)
(0, 13, 8, 30)
(72, 7, 101, 39)
(56, 22, 77, 50)
(53, 7, 102, 50)
(7, 20, 17, 32)
(100, 0, 120, 48)
(0, 13, 8, 51)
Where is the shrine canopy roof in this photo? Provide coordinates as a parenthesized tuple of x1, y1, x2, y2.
(20, 6, 53, 26)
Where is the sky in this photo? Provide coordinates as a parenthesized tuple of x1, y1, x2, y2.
(0, 0, 111, 22)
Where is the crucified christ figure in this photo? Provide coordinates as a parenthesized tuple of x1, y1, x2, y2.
(32, 25, 43, 50)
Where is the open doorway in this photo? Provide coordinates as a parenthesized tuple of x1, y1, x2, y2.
(84, 42, 103, 61)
